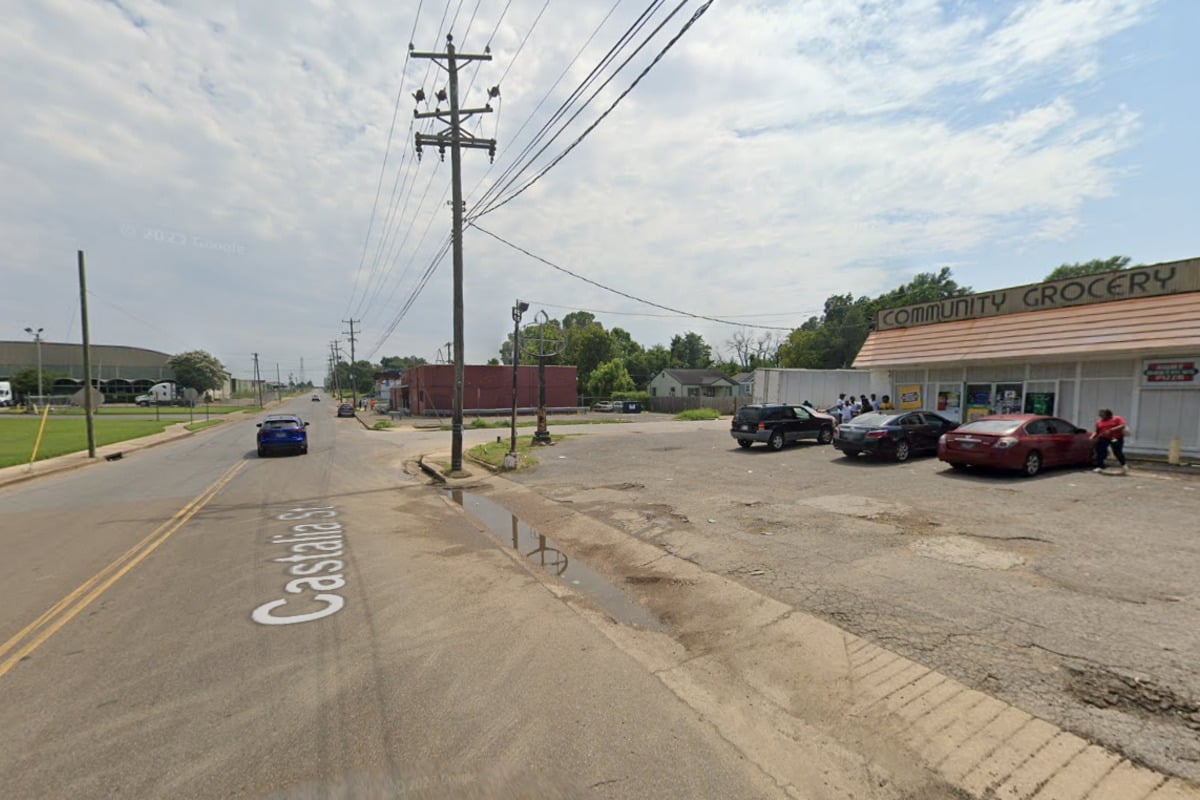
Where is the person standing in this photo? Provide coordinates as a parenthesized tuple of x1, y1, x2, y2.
(877, 394, 894, 411)
(841, 399, 855, 424)
(1091, 408, 1130, 474)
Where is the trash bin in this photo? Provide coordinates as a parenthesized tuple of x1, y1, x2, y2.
(619, 401, 642, 414)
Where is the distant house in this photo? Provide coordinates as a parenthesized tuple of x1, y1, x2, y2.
(731, 372, 755, 397)
(648, 368, 738, 398)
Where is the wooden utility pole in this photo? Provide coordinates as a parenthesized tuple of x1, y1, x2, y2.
(78, 251, 96, 457)
(411, 34, 498, 472)
(342, 318, 360, 407)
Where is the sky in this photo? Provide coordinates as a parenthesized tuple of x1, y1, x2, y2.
(2, 0, 1197, 382)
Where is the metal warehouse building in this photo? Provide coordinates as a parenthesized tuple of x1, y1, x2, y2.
(853, 257, 1200, 459)
(0, 340, 176, 402)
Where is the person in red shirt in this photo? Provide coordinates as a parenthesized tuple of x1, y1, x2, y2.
(1091, 408, 1130, 473)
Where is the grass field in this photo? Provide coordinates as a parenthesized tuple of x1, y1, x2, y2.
(0, 417, 175, 468)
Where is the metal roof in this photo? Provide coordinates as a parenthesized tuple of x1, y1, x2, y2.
(0, 340, 175, 381)
(853, 292, 1200, 368)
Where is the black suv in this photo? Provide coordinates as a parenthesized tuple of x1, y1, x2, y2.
(730, 404, 834, 450)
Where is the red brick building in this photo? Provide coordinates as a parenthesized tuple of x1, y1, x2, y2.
(392, 364, 579, 415)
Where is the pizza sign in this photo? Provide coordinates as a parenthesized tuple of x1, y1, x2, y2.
(1143, 361, 1198, 383)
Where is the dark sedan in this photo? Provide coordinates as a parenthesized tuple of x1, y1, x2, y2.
(833, 410, 957, 462)
(937, 414, 1093, 476)
(336, 403, 356, 418)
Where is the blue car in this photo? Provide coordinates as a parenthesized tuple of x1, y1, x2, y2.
(256, 414, 309, 456)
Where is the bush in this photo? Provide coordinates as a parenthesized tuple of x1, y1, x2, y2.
(675, 408, 721, 421)
(468, 417, 491, 429)
(611, 390, 650, 403)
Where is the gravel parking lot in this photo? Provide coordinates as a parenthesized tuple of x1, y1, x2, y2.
(509, 417, 1200, 782)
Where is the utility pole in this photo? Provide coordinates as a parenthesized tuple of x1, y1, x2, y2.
(23, 326, 44, 406)
(411, 34, 499, 473)
(276, 363, 282, 403)
(342, 318, 360, 407)
(300, 357, 305, 386)
(252, 352, 261, 408)
(78, 251, 96, 457)
(330, 341, 342, 399)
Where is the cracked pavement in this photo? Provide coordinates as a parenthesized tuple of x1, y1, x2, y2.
(508, 419, 1200, 782)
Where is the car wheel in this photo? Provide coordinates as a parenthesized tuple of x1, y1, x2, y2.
(300, 445, 308, 455)
(257, 446, 266, 457)
(768, 431, 785, 451)
(949, 462, 967, 471)
(737, 439, 752, 449)
(817, 426, 833, 445)
(1022, 450, 1042, 477)
(894, 440, 911, 462)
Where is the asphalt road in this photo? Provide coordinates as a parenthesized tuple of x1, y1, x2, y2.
(504, 418, 1200, 783)
(0, 400, 784, 798)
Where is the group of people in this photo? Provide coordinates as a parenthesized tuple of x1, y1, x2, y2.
(831, 392, 893, 424)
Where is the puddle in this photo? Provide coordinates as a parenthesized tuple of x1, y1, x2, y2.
(448, 490, 667, 632)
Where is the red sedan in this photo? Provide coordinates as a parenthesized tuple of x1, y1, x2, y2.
(937, 414, 1093, 477)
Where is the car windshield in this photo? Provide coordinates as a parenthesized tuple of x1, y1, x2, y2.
(956, 420, 1022, 434)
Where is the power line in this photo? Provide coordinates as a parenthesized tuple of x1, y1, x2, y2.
(468, 0, 659, 212)
(344, 0, 426, 319)
(526, 300, 828, 320)
(469, 223, 794, 331)
(474, 0, 713, 219)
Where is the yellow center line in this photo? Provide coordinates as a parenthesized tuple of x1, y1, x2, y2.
(0, 461, 246, 679)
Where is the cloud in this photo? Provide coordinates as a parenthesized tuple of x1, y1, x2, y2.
(0, 0, 1162, 371)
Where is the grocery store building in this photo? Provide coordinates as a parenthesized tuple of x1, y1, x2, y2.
(853, 257, 1200, 458)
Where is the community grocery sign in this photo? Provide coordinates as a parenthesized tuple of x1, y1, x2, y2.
(876, 258, 1200, 331)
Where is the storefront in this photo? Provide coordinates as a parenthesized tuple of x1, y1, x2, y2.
(854, 258, 1200, 458)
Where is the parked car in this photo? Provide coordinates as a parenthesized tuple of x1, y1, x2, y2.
(730, 403, 834, 450)
(833, 410, 957, 462)
(937, 414, 1092, 477)
(256, 414, 309, 456)
(336, 403, 355, 418)
(592, 400, 614, 412)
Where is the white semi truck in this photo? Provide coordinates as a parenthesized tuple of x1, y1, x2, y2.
(135, 382, 185, 406)
(0, 381, 12, 407)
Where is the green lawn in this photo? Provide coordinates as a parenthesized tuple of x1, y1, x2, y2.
(0, 417, 175, 468)
(468, 435, 563, 469)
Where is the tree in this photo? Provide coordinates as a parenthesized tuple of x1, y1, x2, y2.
(563, 324, 615, 391)
(487, 357, 500, 366)
(1044, 256, 1134, 281)
(586, 359, 635, 398)
(380, 355, 427, 371)
(167, 350, 226, 393)
(331, 360, 375, 395)
(626, 344, 672, 389)
(669, 332, 712, 369)
(562, 311, 596, 330)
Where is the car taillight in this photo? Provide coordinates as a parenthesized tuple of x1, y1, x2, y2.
(994, 436, 1019, 449)
(865, 430, 888, 439)
(758, 422, 766, 430)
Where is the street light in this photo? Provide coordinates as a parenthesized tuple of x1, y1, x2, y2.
(509, 300, 530, 463)
(24, 326, 44, 403)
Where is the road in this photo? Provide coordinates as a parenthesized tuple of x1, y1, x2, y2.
(5, 405, 1196, 799)
(0, 399, 786, 798)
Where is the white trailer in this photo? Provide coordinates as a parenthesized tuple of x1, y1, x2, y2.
(135, 382, 182, 406)
(751, 368, 877, 408)
(0, 381, 12, 407)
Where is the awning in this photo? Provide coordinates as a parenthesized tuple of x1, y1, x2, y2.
(854, 292, 1200, 369)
